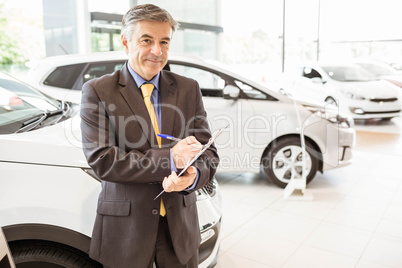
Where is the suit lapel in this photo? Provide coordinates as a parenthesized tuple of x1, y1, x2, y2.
(119, 63, 158, 147)
(118, 64, 178, 148)
(159, 71, 177, 143)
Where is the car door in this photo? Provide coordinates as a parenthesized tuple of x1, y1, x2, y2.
(168, 62, 283, 172)
(292, 66, 328, 102)
(168, 62, 258, 171)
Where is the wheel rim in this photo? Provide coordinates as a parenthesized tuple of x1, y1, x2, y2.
(272, 145, 312, 184)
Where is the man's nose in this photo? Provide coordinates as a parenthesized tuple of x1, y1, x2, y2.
(151, 43, 162, 56)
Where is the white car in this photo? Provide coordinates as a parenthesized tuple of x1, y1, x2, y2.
(282, 62, 402, 120)
(26, 51, 128, 104)
(0, 72, 222, 268)
(27, 52, 355, 188)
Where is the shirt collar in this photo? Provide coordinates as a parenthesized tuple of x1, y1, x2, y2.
(127, 63, 160, 91)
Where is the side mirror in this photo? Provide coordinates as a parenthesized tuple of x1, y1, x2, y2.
(279, 88, 289, 96)
(223, 85, 240, 99)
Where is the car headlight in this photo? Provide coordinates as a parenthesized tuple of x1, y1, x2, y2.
(200, 228, 215, 244)
(82, 168, 101, 182)
(344, 92, 366, 100)
(304, 105, 353, 128)
(196, 179, 218, 201)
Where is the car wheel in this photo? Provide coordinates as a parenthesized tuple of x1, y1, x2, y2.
(261, 137, 319, 188)
(10, 240, 102, 268)
(325, 97, 338, 106)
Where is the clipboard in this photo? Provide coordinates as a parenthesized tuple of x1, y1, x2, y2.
(154, 125, 228, 200)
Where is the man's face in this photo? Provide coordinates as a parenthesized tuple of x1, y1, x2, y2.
(121, 20, 172, 81)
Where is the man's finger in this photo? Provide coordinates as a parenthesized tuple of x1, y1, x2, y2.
(186, 166, 197, 175)
(170, 173, 178, 186)
(190, 144, 202, 151)
(185, 136, 200, 145)
(162, 177, 170, 192)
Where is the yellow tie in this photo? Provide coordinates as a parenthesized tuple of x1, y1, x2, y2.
(140, 83, 166, 216)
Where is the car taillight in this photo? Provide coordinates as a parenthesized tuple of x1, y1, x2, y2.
(9, 96, 23, 106)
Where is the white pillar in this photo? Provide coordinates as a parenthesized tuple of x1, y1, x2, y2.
(76, 0, 91, 54)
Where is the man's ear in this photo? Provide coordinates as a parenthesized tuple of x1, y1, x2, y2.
(121, 34, 129, 54)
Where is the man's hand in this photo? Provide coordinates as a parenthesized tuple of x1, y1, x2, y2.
(171, 136, 202, 169)
(162, 166, 197, 192)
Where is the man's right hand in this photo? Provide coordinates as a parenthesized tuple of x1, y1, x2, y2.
(171, 136, 202, 168)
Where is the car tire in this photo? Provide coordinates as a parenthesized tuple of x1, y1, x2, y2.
(261, 137, 319, 188)
(10, 240, 102, 268)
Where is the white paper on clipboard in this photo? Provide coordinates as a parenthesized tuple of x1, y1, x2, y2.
(154, 125, 228, 200)
(177, 125, 228, 177)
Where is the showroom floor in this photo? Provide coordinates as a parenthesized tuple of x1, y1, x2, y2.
(215, 117, 402, 268)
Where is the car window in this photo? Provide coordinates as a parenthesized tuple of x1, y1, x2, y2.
(321, 65, 377, 82)
(0, 74, 60, 134)
(83, 61, 125, 83)
(303, 67, 322, 79)
(356, 63, 397, 76)
(43, 63, 86, 89)
(168, 64, 225, 97)
(234, 80, 268, 100)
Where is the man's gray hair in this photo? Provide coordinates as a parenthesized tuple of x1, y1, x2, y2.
(121, 4, 179, 42)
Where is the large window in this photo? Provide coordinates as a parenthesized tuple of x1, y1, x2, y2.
(3, 0, 402, 80)
(169, 64, 225, 92)
(88, 0, 223, 59)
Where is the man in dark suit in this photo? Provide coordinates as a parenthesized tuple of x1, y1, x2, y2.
(80, 4, 219, 268)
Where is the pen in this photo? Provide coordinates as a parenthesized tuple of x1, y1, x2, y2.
(157, 134, 182, 142)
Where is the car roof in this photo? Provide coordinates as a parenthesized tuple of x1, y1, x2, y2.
(29, 52, 284, 97)
(28, 51, 228, 73)
(27, 51, 128, 69)
(30, 51, 217, 65)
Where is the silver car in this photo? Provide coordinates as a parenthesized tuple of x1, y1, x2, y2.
(26, 52, 356, 187)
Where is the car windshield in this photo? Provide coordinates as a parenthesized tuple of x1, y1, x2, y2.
(321, 65, 377, 82)
(355, 62, 398, 76)
(0, 72, 62, 134)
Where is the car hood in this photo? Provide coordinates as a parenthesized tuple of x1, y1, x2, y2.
(0, 113, 89, 168)
(269, 84, 331, 107)
(378, 75, 402, 87)
(336, 80, 400, 98)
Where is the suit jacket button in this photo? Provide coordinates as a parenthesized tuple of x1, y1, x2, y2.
(152, 209, 158, 215)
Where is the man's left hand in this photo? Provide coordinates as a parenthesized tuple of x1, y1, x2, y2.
(162, 166, 197, 192)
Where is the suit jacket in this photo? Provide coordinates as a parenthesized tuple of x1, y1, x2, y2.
(80, 62, 219, 268)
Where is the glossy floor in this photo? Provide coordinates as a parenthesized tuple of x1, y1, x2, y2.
(215, 117, 402, 268)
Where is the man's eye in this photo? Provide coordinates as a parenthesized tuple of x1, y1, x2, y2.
(142, 39, 151, 44)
